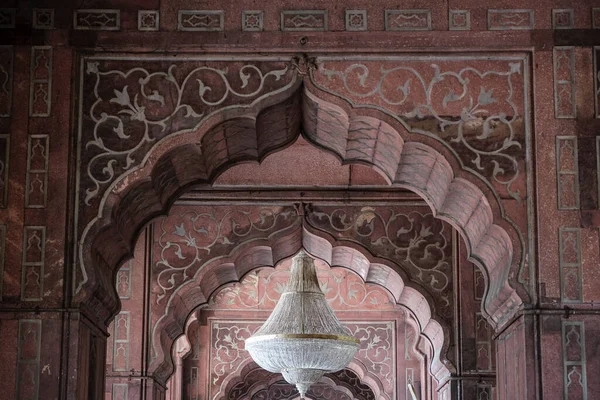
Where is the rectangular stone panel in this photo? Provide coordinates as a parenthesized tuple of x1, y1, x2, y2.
(562, 321, 587, 399)
(112, 384, 128, 400)
(116, 261, 132, 299)
(488, 9, 534, 30)
(112, 311, 130, 371)
(25, 135, 49, 208)
(0, 46, 13, 117)
(190, 367, 199, 400)
(385, 10, 431, 31)
(33, 9, 54, 29)
(476, 313, 493, 371)
(0, 9, 15, 28)
(29, 47, 52, 117)
(552, 9, 574, 29)
(21, 226, 46, 301)
(597, 137, 600, 208)
(16, 319, 41, 400)
(556, 136, 579, 210)
(242, 10, 263, 32)
(595, 47, 600, 118)
(281, 10, 327, 31)
(73, 9, 120, 30)
(559, 228, 582, 303)
(554, 47, 576, 118)
(178, 10, 224, 31)
(0, 134, 9, 208)
(449, 10, 470, 31)
(138, 10, 159, 31)
(0, 224, 5, 300)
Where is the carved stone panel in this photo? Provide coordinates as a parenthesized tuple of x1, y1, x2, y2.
(556, 136, 579, 210)
(208, 320, 400, 400)
(16, 320, 41, 400)
(152, 205, 298, 308)
(29, 47, 52, 117)
(25, 135, 49, 208)
(77, 56, 295, 221)
(310, 55, 532, 298)
(553, 47, 576, 119)
(306, 205, 454, 319)
(0, 46, 13, 117)
(0, 134, 9, 207)
(562, 321, 587, 399)
(21, 227, 46, 301)
(487, 10, 534, 30)
(385, 10, 432, 31)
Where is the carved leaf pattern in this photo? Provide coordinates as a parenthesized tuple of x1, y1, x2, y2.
(314, 59, 526, 202)
(81, 60, 292, 205)
(154, 206, 297, 305)
(307, 206, 453, 318)
(210, 260, 396, 311)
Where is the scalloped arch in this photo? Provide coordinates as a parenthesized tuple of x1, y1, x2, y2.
(77, 78, 523, 388)
(149, 227, 450, 386)
(220, 360, 382, 400)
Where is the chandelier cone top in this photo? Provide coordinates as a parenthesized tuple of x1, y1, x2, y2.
(245, 251, 359, 398)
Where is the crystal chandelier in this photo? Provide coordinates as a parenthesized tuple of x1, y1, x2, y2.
(245, 251, 360, 398)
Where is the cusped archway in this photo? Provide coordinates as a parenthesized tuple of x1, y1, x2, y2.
(74, 54, 525, 393)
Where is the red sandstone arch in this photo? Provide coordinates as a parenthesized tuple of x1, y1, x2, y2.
(75, 68, 523, 389)
(152, 230, 449, 386)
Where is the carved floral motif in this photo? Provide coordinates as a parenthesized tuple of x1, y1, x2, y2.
(312, 58, 527, 202)
(209, 321, 397, 400)
(154, 206, 297, 304)
(211, 260, 396, 311)
(80, 59, 293, 206)
(307, 206, 453, 317)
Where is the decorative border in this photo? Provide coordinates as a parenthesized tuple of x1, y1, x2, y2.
(281, 10, 328, 31)
(178, 10, 224, 31)
(555, 136, 579, 210)
(73, 9, 121, 31)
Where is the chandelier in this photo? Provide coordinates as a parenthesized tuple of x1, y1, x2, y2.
(245, 251, 360, 398)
